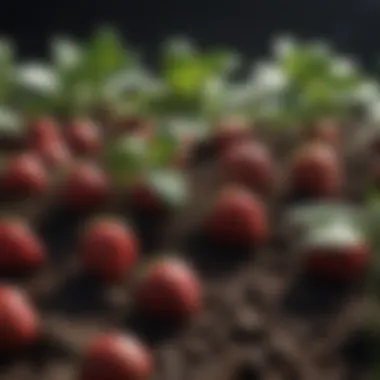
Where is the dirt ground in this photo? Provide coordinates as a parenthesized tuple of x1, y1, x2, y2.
(0, 126, 372, 380)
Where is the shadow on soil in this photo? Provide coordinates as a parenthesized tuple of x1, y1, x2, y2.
(180, 230, 253, 278)
(0, 334, 74, 372)
(282, 273, 360, 317)
(36, 203, 87, 264)
(124, 310, 184, 347)
(43, 271, 108, 317)
(129, 207, 169, 253)
(339, 328, 373, 373)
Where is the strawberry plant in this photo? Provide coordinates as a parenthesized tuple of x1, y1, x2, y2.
(233, 36, 373, 128)
(0, 27, 375, 380)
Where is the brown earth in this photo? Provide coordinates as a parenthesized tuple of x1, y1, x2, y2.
(0, 125, 373, 380)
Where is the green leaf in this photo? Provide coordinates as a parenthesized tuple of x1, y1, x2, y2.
(15, 63, 59, 95)
(302, 220, 365, 249)
(103, 68, 162, 105)
(82, 27, 130, 87)
(287, 202, 362, 229)
(147, 129, 179, 168)
(0, 39, 14, 64)
(0, 107, 24, 136)
(159, 38, 238, 117)
(52, 29, 140, 115)
(167, 59, 208, 98)
(105, 135, 149, 185)
(0, 39, 15, 103)
(162, 37, 197, 71)
(50, 38, 89, 115)
(364, 197, 380, 250)
(52, 37, 83, 72)
(162, 38, 208, 98)
(271, 35, 297, 60)
(202, 50, 240, 78)
(201, 77, 226, 120)
(165, 117, 209, 140)
(280, 43, 332, 86)
(13, 63, 60, 115)
(58, 27, 140, 113)
(146, 169, 188, 209)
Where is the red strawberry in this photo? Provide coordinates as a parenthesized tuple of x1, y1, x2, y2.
(0, 218, 46, 274)
(81, 218, 139, 283)
(36, 138, 71, 168)
(80, 333, 153, 380)
(28, 117, 60, 145)
(0, 286, 40, 351)
(1, 152, 48, 199)
(204, 186, 269, 246)
(289, 142, 343, 198)
(65, 119, 102, 156)
(301, 222, 369, 282)
(29, 117, 71, 168)
(305, 119, 341, 148)
(61, 163, 111, 211)
(136, 258, 202, 320)
(220, 140, 275, 193)
(213, 117, 253, 153)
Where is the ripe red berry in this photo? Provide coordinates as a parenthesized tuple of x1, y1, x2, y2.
(81, 219, 139, 283)
(1, 152, 48, 199)
(29, 117, 71, 168)
(136, 258, 202, 320)
(204, 186, 269, 246)
(28, 117, 60, 145)
(289, 142, 343, 198)
(61, 163, 111, 211)
(80, 333, 153, 380)
(37, 138, 71, 168)
(65, 119, 102, 156)
(301, 223, 369, 282)
(0, 285, 40, 351)
(0, 218, 46, 274)
(213, 117, 253, 153)
(220, 141, 275, 193)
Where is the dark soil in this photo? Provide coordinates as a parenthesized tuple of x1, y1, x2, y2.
(0, 126, 372, 380)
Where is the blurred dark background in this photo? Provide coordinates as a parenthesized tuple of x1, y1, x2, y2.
(1, 0, 379, 69)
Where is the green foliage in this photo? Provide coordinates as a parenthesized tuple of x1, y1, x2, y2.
(105, 125, 182, 186)
(0, 106, 24, 136)
(242, 36, 370, 127)
(288, 202, 362, 228)
(148, 38, 239, 119)
(0, 39, 15, 104)
(13, 62, 60, 116)
(145, 169, 188, 209)
(147, 129, 179, 168)
(49, 28, 140, 117)
(0, 28, 376, 133)
(105, 135, 149, 186)
(0, 27, 376, 376)
(161, 38, 237, 99)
